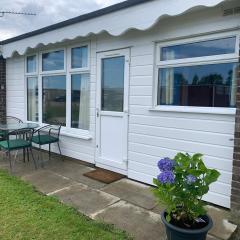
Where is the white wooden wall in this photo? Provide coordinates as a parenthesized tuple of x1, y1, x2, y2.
(6, 2, 240, 208)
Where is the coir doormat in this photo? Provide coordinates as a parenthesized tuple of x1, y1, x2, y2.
(83, 168, 125, 184)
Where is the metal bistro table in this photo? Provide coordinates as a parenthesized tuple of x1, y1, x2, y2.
(0, 122, 39, 132)
(0, 122, 39, 162)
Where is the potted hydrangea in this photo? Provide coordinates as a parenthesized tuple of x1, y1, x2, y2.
(153, 153, 220, 240)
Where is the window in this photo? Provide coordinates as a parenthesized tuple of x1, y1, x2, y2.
(26, 44, 91, 135)
(161, 37, 236, 61)
(71, 74, 90, 129)
(71, 46, 88, 69)
(42, 50, 64, 71)
(42, 75, 66, 126)
(157, 35, 239, 109)
(27, 55, 37, 73)
(101, 56, 125, 112)
(27, 77, 38, 121)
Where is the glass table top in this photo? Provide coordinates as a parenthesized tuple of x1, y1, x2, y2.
(0, 123, 39, 131)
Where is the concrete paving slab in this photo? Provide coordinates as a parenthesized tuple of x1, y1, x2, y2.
(93, 201, 166, 240)
(207, 235, 221, 240)
(54, 185, 120, 216)
(47, 160, 106, 189)
(22, 170, 76, 194)
(207, 206, 237, 240)
(102, 179, 157, 210)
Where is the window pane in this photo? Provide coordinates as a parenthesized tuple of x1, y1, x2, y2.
(101, 56, 124, 112)
(158, 63, 238, 108)
(42, 75, 66, 125)
(161, 37, 236, 61)
(71, 46, 88, 69)
(27, 55, 36, 73)
(71, 74, 90, 130)
(27, 77, 38, 121)
(42, 50, 64, 71)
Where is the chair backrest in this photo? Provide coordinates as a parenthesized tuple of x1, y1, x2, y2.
(6, 116, 23, 124)
(35, 124, 62, 140)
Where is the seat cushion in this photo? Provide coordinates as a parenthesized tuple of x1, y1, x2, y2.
(0, 139, 31, 150)
(32, 135, 58, 145)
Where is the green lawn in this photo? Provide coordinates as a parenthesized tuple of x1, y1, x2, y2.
(0, 170, 130, 240)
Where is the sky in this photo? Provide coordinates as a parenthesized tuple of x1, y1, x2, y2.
(0, 0, 124, 41)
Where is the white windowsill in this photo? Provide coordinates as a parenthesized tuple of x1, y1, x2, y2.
(149, 106, 236, 115)
(59, 130, 92, 140)
(28, 122, 93, 140)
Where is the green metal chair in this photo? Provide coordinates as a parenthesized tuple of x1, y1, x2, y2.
(32, 124, 63, 167)
(0, 128, 37, 171)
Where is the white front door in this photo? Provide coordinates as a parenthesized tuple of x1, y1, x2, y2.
(96, 49, 130, 174)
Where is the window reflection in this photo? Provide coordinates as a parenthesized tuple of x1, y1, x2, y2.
(27, 55, 36, 73)
(71, 46, 88, 69)
(27, 77, 38, 122)
(42, 75, 66, 125)
(158, 63, 238, 107)
(161, 37, 236, 61)
(101, 56, 124, 112)
(42, 50, 64, 71)
(71, 74, 90, 130)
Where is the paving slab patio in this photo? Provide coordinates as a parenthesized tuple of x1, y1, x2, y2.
(53, 184, 120, 216)
(0, 152, 237, 240)
(22, 170, 76, 194)
(102, 178, 157, 210)
(93, 200, 166, 240)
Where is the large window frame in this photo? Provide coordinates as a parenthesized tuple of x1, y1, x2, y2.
(24, 43, 91, 139)
(154, 31, 240, 114)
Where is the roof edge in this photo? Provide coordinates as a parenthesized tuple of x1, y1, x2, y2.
(0, 0, 152, 45)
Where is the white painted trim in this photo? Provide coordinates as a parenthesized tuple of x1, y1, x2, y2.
(150, 106, 236, 115)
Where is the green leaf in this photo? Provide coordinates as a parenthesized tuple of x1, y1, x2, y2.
(166, 214, 171, 222)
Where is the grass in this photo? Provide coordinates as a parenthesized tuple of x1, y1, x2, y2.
(0, 170, 130, 240)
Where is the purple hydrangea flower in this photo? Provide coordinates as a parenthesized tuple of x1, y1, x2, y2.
(157, 171, 175, 184)
(186, 175, 197, 185)
(158, 158, 175, 171)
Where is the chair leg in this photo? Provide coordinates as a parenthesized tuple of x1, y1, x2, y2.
(30, 147, 37, 170)
(23, 148, 26, 163)
(57, 142, 64, 161)
(49, 144, 51, 161)
(7, 152, 12, 172)
(39, 145, 44, 168)
(27, 148, 30, 162)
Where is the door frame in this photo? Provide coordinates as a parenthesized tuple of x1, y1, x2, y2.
(95, 48, 130, 174)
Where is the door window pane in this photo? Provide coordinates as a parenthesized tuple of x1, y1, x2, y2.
(158, 63, 238, 107)
(27, 55, 36, 73)
(42, 50, 64, 71)
(71, 74, 90, 130)
(27, 77, 38, 121)
(42, 75, 66, 125)
(71, 46, 88, 69)
(161, 37, 236, 61)
(101, 56, 124, 112)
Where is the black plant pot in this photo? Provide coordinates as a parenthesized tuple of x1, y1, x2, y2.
(161, 210, 213, 240)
